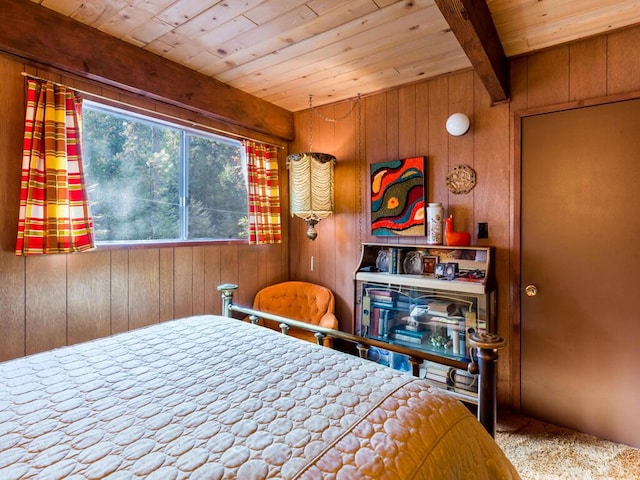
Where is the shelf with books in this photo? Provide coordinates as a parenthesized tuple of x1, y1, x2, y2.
(354, 242, 496, 404)
(356, 243, 494, 295)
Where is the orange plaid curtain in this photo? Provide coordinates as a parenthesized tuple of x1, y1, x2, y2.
(245, 140, 281, 244)
(16, 78, 95, 255)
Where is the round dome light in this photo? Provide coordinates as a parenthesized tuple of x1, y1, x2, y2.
(446, 113, 470, 136)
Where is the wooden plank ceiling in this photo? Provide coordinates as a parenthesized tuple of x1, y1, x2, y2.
(29, 0, 640, 111)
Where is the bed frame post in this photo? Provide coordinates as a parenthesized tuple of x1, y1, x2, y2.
(469, 332, 506, 438)
(217, 283, 239, 317)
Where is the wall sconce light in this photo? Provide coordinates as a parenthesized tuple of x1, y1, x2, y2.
(446, 113, 470, 136)
(287, 152, 335, 240)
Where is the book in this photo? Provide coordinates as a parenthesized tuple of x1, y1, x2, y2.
(367, 289, 394, 306)
(453, 382, 478, 393)
(391, 327, 427, 338)
(371, 308, 392, 337)
(453, 387, 478, 398)
(427, 301, 458, 315)
(425, 372, 449, 385)
(426, 362, 455, 383)
(390, 248, 398, 274)
(390, 330, 428, 344)
(453, 369, 477, 387)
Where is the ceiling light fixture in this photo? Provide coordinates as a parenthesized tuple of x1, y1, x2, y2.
(287, 95, 336, 241)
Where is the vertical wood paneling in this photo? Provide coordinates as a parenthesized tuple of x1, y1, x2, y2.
(159, 247, 175, 321)
(447, 71, 475, 232)
(527, 47, 570, 108)
(192, 246, 206, 315)
(607, 27, 640, 94)
(110, 250, 129, 333)
(289, 109, 310, 278)
(25, 255, 67, 354)
(473, 75, 511, 403)
(333, 101, 358, 331)
(203, 245, 222, 314)
(174, 247, 194, 318)
(265, 242, 287, 285)
(0, 253, 25, 361)
(398, 85, 417, 159)
(0, 57, 26, 361)
(428, 77, 449, 206)
(239, 244, 260, 307)
(67, 251, 111, 344)
(275, 149, 290, 284)
(220, 244, 239, 295)
(364, 93, 387, 245)
(569, 37, 607, 100)
(317, 104, 337, 291)
(129, 248, 160, 328)
(386, 90, 400, 162)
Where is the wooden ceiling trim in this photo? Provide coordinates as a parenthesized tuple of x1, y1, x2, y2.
(2, 0, 294, 139)
(433, 0, 509, 103)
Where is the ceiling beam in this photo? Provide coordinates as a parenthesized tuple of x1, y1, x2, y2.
(0, 0, 294, 140)
(433, 0, 509, 103)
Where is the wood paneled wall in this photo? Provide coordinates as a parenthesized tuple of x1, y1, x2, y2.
(0, 54, 289, 362)
(289, 24, 640, 405)
(289, 69, 511, 399)
(3, 17, 640, 409)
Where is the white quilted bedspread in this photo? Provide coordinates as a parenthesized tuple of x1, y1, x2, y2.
(0, 315, 519, 479)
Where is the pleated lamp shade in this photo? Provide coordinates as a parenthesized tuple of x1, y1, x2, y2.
(287, 152, 336, 240)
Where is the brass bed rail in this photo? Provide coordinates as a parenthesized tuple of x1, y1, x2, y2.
(218, 283, 505, 437)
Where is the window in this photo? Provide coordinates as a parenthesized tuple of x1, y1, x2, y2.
(82, 101, 248, 243)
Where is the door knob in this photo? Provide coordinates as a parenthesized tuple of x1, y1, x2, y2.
(525, 285, 537, 297)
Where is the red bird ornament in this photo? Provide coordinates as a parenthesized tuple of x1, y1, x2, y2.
(444, 215, 471, 246)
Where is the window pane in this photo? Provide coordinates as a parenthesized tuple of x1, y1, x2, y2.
(83, 107, 181, 241)
(82, 101, 249, 243)
(188, 134, 248, 239)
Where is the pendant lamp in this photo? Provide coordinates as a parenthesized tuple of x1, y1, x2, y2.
(287, 95, 336, 241)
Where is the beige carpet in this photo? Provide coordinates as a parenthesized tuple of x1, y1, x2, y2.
(495, 410, 640, 479)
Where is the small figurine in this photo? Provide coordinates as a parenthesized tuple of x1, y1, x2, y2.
(444, 215, 471, 246)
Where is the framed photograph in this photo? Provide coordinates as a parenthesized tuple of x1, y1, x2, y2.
(444, 262, 458, 280)
(421, 255, 438, 275)
(370, 156, 428, 236)
(434, 263, 446, 277)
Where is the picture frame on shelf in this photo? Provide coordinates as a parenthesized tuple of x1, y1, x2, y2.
(421, 255, 438, 276)
(444, 262, 458, 280)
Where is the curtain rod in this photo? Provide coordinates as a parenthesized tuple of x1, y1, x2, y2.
(20, 72, 284, 150)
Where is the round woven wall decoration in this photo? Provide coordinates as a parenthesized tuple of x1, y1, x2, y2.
(446, 164, 477, 194)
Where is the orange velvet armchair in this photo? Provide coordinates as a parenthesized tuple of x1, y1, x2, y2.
(252, 281, 338, 345)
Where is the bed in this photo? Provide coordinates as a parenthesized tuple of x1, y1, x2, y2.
(0, 292, 519, 479)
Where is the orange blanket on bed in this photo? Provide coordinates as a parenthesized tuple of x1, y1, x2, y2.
(0, 315, 519, 479)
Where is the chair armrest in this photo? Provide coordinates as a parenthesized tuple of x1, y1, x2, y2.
(319, 312, 338, 330)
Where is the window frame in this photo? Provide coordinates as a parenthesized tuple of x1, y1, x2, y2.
(82, 100, 249, 247)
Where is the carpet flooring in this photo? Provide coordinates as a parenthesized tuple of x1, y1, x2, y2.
(495, 410, 640, 479)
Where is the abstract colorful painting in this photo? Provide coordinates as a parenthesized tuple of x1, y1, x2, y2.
(370, 156, 427, 236)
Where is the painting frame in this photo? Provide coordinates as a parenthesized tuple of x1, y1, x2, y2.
(370, 156, 428, 236)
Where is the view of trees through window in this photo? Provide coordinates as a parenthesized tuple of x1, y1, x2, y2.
(82, 102, 248, 242)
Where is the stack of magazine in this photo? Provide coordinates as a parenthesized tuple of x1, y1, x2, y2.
(451, 368, 478, 397)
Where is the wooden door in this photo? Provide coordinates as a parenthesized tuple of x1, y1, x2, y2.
(521, 99, 640, 448)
